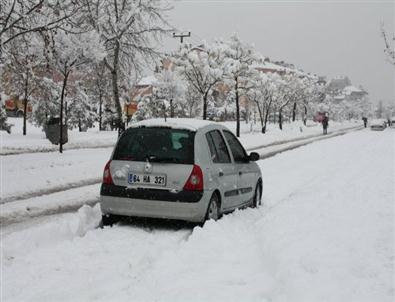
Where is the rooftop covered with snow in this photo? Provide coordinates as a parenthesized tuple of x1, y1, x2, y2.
(137, 76, 158, 86)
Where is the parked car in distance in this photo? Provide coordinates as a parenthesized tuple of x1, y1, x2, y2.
(100, 118, 262, 225)
(5, 97, 32, 117)
(390, 117, 395, 129)
(370, 119, 387, 131)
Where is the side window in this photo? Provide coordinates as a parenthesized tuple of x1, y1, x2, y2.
(205, 130, 231, 163)
(223, 130, 247, 162)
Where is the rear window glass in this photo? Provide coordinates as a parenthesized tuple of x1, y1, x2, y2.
(113, 127, 195, 164)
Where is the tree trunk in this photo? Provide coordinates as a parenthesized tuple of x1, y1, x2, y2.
(189, 105, 193, 118)
(304, 105, 307, 126)
(202, 93, 207, 120)
(99, 86, 103, 131)
(23, 98, 27, 135)
(279, 108, 283, 130)
(170, 99, 174, 118)
(23, 71, 29, 136)
(245, 102, 249, 124)
(263, 105, 271, 134)
(235, 77, 240, 137)
(59, 71, 69, 154)
(109, 41, 123, 136)
(64, 101, 68, 128)
(292, 102, 297, 122)
(256, 102, 264, 133)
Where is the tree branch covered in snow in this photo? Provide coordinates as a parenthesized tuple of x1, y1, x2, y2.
(85, 0, 172, 130)
(381, 24, 395, 66)
(0, 0, 83, 50)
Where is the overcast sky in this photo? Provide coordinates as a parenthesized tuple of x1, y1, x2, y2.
(162, 0, 394, 104)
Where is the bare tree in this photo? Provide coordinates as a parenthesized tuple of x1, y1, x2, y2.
(1, 33, 45, 135)
(247, 72, 282, 133)
(222, 34, 260, 137)
(381, 24, 395, 66)
(0, 0, 82, 50)
(85, 0, 171, 134)
(47, 29, 104, 152)
(175, 42, 225, 120)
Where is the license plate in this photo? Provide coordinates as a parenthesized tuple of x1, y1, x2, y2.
(128, 173, 166, 186)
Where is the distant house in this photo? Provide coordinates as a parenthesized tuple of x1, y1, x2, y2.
(255, 60, 315, 80)
(343, 85, 368, 101)
(130, 75, 158, 103)
(326, 76, 351, 92)
(325, 76, 369, 120)
(255, 61, 287, 75)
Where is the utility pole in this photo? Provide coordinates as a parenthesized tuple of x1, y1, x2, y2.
(173, 32, 191, 43)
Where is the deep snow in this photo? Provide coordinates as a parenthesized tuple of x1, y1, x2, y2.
(1, 129, 394, 302)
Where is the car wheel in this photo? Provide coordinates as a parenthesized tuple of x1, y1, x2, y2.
(206, 193, 220, 221)
(100, 214, 117, 228)
(251, 183, 262, 208)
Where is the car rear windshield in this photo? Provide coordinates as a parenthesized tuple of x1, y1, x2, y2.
(113, 127, 195, 164)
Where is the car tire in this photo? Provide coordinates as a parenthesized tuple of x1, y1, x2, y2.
(251, 183, 262, 208)
(206, 193, 220, 221)
(100, 214, 117, 228)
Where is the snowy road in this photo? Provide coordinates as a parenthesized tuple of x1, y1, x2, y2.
(1, 125, 361, 205)
(0, 126, 363, 225)
(1, 148, 113, 203)
(1, 129, 394, 302)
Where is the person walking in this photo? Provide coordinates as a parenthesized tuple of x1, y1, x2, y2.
(322, 114, 329, 135)
(362, 117, 368, 128)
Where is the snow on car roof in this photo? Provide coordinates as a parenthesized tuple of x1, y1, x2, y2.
(130, 118, 217, 131)
(370, 119, 386, 124)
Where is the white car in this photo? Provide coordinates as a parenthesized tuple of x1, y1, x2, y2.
(370, 119, 387, 131)
(100, 118, 262, 225)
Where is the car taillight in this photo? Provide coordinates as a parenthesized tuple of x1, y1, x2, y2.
(103, 160, 113, 185)
(183, 164, 203, 191)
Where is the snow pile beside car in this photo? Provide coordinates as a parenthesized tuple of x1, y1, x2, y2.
(3, 205, 101, 259)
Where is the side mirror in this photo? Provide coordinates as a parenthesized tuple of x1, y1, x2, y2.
(248, 152, 260, 162)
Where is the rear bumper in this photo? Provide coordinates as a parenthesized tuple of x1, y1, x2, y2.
(100, 184, 203, 202)
(100, 184, 209, 222)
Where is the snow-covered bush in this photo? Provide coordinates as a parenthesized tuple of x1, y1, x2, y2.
(0, 100, 12, 134)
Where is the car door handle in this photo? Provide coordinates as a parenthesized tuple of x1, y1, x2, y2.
(219, 171, 224, 177)
(239, 171, 243, 175)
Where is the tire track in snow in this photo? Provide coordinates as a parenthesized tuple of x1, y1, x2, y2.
(1, 126, 363, 225)
(1, 177, 101, 204)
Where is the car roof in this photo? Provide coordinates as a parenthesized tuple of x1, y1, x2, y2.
(129, 118, 220, 132)
(371, 119, 386, 123)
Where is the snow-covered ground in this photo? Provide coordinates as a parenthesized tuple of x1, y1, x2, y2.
(1, 117, 361, 202)
(1, 117, 360, 154)
(2, 129, 394, 302)
(0, 124, 359, 224)
(1, 148, 112, 202)
(0, 118, 117, 154)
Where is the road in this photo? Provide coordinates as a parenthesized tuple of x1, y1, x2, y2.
(2, 129, 394, 302)
(0, 126, 362, 225)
